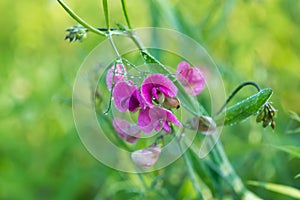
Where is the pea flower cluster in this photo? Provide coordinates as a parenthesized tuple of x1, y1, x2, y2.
(107, 61, 206, 168)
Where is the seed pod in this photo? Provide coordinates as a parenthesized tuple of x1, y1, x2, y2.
(256, 109, 265, 123)
(271, 120, 276, 129)
(262, 118, 271, 128)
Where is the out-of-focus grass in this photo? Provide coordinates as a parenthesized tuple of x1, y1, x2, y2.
(0, 0, 299, 199)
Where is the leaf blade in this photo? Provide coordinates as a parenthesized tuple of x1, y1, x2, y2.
(214, 88, 273, 126)
(248, 181, 300, 199)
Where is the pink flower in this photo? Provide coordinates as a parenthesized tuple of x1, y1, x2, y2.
(106, 64, 126, 90)
(131, 146, 161, 168)
(176, 61, 205, 96)
(138, 107, 182, 133)
(112, 118, 140, 143)
(141, 74, 178, 107)
(113, 81, 144, 112)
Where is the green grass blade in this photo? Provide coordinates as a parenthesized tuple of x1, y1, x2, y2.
(248, 181, 300, 199)
(272, 145, 300, 159)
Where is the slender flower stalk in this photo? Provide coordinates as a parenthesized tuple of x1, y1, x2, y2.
(121, 0, 132, 29)
(57, 0, 107, 36)
(102, 0, 110, 30)
(180, 142, 204, 200)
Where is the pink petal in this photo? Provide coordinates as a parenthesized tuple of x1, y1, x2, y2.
(137, 107, 182, 133)
(141, 74, 178, 107)
(106, 64, 126, 90)
(113, 118, 140, 143)
(137, 107, 153, 133)
(176, 61, 206, 96)
(113, 81, 137, 112)
(131, 146, 161, 168)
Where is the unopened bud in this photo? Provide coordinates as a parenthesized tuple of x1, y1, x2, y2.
(185, 116, 217, 135)
(131, 146, 161, 168)
(163, 96, 180, 109)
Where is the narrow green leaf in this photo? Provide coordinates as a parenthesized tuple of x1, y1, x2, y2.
(286, 127, 300, 134)
(214, 88, 273, 126)
(289, 111, 300, 122)
(141, 51, 207, 116)
(272, 145, 300, 159)
(295, 173, 300, 179)
(248, 181, 300, 199)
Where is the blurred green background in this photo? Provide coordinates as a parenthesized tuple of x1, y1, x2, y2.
(0, 0, 299, 199)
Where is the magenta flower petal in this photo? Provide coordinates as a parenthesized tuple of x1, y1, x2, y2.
(138, 107, 182, 133)
(141, 74, 178, 107)
(137, 107, 153, 133)
(113, 118, 140, 143)
(113, 81, 137, 112)
(131, 146, 161, 168)
(106, 64, 126, 90)
(113, 81, 144, 112)
(176, 61, 206, 96)
(129, 89, 145, 112)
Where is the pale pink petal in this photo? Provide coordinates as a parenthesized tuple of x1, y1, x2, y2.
(106, 64, 126, 90)
(131, 146, 161, 168)
(113, 118, 140, 143)
(185, 116, 217, 135)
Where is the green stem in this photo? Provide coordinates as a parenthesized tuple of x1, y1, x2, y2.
(102, 0, 110, 30)
(215, 81, 261, 115)
(177, 132, 203, 200)
(108, 34, 122, 59)
(182, 151, 204, 200)
(137, 173, 149, 190)
(121, 0, 132, 29)
(209, 135, 262, 200)
(57, 0, 106, 36)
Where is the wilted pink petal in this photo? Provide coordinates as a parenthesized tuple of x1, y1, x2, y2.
(176, 61, 205, 96)
(138, 107, 182, 134)
(131, 146, 161, 168)
(113, 81, 144, 112)
(112, 118, 140, 143)
(185, 116, 217, 135)
(141, 74, 178, 107)
(106, 64, 126, 90)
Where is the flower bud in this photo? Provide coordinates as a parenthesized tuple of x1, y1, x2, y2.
(131, 146, 161, 168)
(163, 96, 180, 109)
(185, 116, 216, 135)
